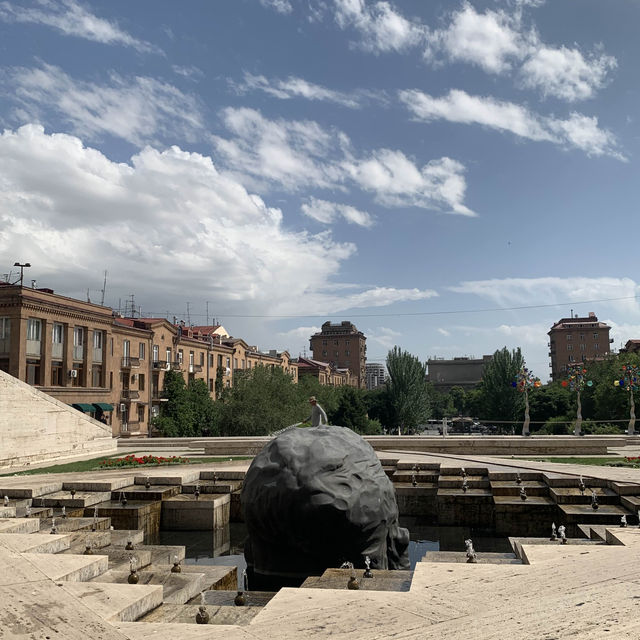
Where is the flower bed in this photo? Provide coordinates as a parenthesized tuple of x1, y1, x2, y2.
(99, 454, 190, 468)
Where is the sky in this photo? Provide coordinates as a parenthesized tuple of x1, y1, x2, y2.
(1, 0, 639, 380)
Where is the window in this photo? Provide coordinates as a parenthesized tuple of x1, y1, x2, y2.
(123, 339, 130, 358)
(27, 319, 41, 341)
(178, 349, 183, 364)
(335, 351, 339, 357)
(594, 343, 599, 350)
(166, 347, 172, 363)
(580, 343, 586, 351)
(209, 378, 214, 392)
(218, 355, 223, 367)
(137, 404, 145, 424)
(322, 340, 327, 346)
(567, 344, 573, 351)
(189, 351, 194, 366)
(26, 359, 40, 385)
(234, 358, 238, 368)
(152, 345, 159, 362)
(226, 357, 230, 367)
(566, 334, 573, 341)
(91, 365, 102, 387)
(322, 350, 327, 356)
(346, 340, 350, 346)
(593, 332, 599, 339)
(209, 353, 214, 367)
(51, 361, 63, 386)
(0, 317, 9, 354)
(568, 355, 575, 362)
(71, 363, 83, 386)
(580, 333, 585, 341)
(241, 359, 245, 369)
(92, 330, 103, 362)
(73, 327, 84, 360)
(345, 350, 350, 356)
(200, 352, 205, 366)
(138, 373, 145, 391)
(334, 340, 338, 345)
(139, 342, 145, 360)
(52, 325, 64, 362)
(110, 337, 114, 356)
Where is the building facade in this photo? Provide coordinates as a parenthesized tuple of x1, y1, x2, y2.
(0, 283, 297, 437)
(548, 312, 612, 381)
(426, 355, 493, 392)
(309, 321, 366, 388)
(365, 362, 386, 390)
(296, 357, 352, 386)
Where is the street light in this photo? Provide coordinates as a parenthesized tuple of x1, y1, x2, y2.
(13, 262, 31, 287)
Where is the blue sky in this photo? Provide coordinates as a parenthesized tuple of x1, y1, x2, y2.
(1, 0, 639, 379)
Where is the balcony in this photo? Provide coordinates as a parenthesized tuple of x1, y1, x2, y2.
(121, 357, 140, 369)
(171, 361, 183, 371)
(152, 360, 169, 370)
(121, 389, 140, 400)
(188, 364, 203, 373)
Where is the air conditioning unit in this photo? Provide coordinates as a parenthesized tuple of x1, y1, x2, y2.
(188, 365, 194, 373)
(165, 362, 171, 371)
(120, 403, 126, 413)
(69, 369, 78, 378)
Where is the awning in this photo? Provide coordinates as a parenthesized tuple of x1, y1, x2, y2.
(72, 403, 96, 413)
(92, 402, 114, 412)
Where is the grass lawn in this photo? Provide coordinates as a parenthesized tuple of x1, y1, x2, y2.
(522, 456, 640, 468)
(0, 454, 252, 477)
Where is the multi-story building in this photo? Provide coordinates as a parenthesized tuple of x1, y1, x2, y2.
(548, 312, 612, 381)
(0, 282, 298, 437)
(365, 362, 386, 390)
(309, 321, 366, 388)
(295, 357, 352, 386)
(426, 355, 493, 392)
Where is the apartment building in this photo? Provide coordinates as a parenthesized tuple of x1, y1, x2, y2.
(296, 356, 352, 386)
(365, 362, 386, 390)
(0, 283, 298, 437)
(426, 355, 493, 392)
(309, 321, 366, 388)
(548, 312, 612, 381)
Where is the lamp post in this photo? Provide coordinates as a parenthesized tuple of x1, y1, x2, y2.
(13, 262, 31, 287)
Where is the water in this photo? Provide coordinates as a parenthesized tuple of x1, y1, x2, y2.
(157, 519, 511, 588)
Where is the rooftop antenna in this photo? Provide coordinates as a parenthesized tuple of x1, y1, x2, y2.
(86, 288, 91, 303)
(129, 294, 136, 318)
(206, 301, 210, 326)
(100, 270, 107, 306)
(186, 302, 191, 326)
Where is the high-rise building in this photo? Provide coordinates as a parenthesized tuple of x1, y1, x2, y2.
(548, 312, 612, 381)
(309, 321, 366, 388)
(426, 355, 492, 391)
(365, 362, 386, 390)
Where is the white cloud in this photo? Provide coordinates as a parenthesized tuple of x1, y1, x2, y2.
(278, 326, 321, 341)
(8, 64, 204, 146)
(437, 328, 451, 337)
(233, 72, 364, 108)
(425, 3, 616, 102)
(400, 88, 623, 159)
(426, 2, 525, 74)
(0, 125, 434, 317)
(213, 107, 475, 215)
(519, 45, 616, 102)
(367, 326, 402, 350)
(450, 277, 640, 316)
(259, 0, 293, 14)
(171, 65, 204, 81)
(333, 0, 425, 53)
(301, 197, 374, 227)
(0, 0, 159, 53)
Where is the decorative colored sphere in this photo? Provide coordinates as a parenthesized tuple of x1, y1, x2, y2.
(620, 379, 626, 386)
(511, 381, 517, 387)
(614, 380, 620, 386)
(562, 381, 568, 387)
(587, 380, 593, 387)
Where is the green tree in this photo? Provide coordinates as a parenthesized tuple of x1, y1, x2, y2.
(477, 347, 524, 429)
(385, 346, 430, 434)
(528, 383, 572, 429)
(155, 370, 194, 436)
(330, 386, 371, 433)
(425, 383, 455, 420)
(188, 378, 217, 436)
(215, 365, 302, 436)
(365, 387, 395, 430)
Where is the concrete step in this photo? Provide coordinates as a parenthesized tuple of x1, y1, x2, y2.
(32, 490, 112, 508)
(542, 473, 607, 488)
(0, 505, 16, 517)
(182, 480, 242, 494)
(300, 568, 414, 591)
(199, 470, 246, 481)
(62, 478, 134, 492)
(97, 569, 207, 604)
(0, 517, 40, 534)
(0, 532, 72, 553)
(421, 551, 521, 565)
(65, 530, 112, 552)
(437, 488, 493, 497)
(0, 480, 63, 498)
(549, 487, 619, 505)
(490, 481, 549, 496)
(509, 536, 602, 561)
(438, 476, 490, 489)
(62, 581, 163, 622)
(17, 506, 53, 518)
(392, 472, 439, 483)
(488, 472, 544, 482)
(111, 485, 181, 501)
(143, 544, 186, 567)
(23, 551, 109, 582)
(440, 466, 488, 476)
(558, 503, 634, 536)
(132, 470, 203, 486)
(110, 529, 146, 547)
(136, 601, 263, 625)
(396, 461, 438, 471)
(39, 516, 110, 534)
(493, 495, 556, 507)
(620, 495, 640, 518)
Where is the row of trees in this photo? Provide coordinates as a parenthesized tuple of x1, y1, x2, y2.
(152, 347, 640, 437)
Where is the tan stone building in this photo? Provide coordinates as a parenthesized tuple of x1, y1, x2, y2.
(548, 312, 612, 381)
(309, 321, 366, 387)
(0, 283, 298, 437)
(296, 356, 352, 386)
